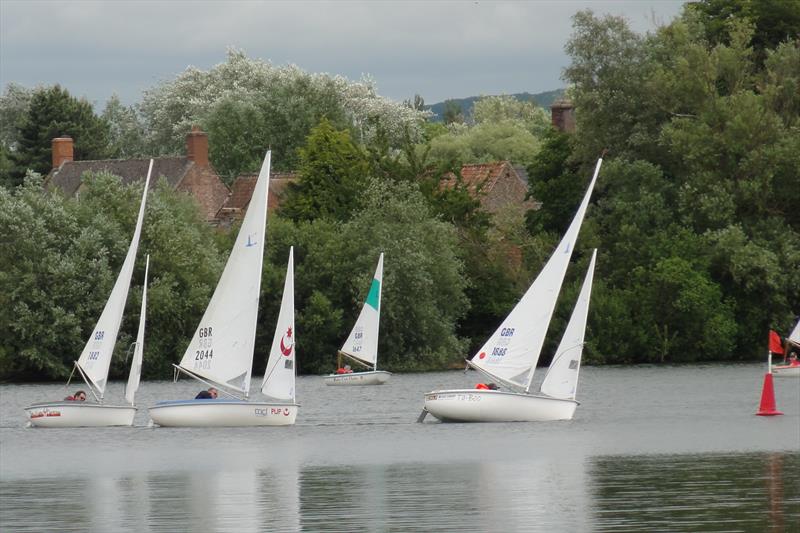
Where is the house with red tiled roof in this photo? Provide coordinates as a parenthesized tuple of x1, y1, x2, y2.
(46, 127, 230, 222)
(440, 161, 539, 214)
(215, 171, 298, 226)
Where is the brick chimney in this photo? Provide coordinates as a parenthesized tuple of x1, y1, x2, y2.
(550, 99, 576, 133)
(186, 125, 209, 167)
(52, 136, 74, 169)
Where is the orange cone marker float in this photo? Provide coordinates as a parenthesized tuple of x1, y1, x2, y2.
(756, 372, 783, 416)
(757, 332, 783, 416)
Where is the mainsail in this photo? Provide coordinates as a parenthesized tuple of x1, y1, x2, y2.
(468, 158, 603, 392)
(76, 160, 152, 398)
(124, 255, 149, 405)
(177, 152, 271, 396)
(540, 249, 597, 400)
(261, 247, 296, 401)
(340, 253, 384, 368)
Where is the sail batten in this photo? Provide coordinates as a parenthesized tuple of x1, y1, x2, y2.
(467, 159, 603, 393)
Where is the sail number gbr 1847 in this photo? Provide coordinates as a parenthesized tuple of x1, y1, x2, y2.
(194, 327, 213, 370)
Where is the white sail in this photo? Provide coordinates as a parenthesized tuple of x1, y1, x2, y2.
(540, 249, 597, 400)
(76, 160, 152, 398)
(789, 318, 800, 345)
(468, 158, 603, 392)
(125, 255, 149, 405)
(261, 247, 296, 401)
(340, 253, 384, 368)
(177, 151, 271, 396)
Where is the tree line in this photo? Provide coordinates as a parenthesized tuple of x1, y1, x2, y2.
(1, 0, 798, 381)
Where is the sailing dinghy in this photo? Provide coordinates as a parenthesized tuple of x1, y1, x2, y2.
(324, 253, 391, 386)
(25, 162, 153, 427)
(773, 319, 800, 378)
(148, 152, 299, 426)
(422, 158, 603, 422)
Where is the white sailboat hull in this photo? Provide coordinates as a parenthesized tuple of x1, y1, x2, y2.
(772, 364, 800, 377)
(423, 389, 577, 422)
(323, 370, 391, 386)
(148, 399, 299, 427)
(25, 402, 136, 427)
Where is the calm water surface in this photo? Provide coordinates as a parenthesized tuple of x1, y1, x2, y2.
(1, 364, 798, 532)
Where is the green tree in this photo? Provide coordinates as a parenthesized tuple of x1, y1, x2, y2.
(687, 0, 800, 63)
(472, 95, 550, 137)
(101, 94, 147, 159)
(443, 99, 464, 125)
(0, 172, 225, 381)
(525, 129, 587, 235)
(279, 119, 370, 222)
(9, 85, 110, 186)
(560, 8, 800, 363)
(0, 83, 32, 149)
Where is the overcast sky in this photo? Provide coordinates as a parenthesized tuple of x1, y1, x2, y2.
(1, 1, 684, 107)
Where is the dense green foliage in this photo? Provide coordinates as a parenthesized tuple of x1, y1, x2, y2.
(0, 174, 225, 381)
(542, 6, 800, 364)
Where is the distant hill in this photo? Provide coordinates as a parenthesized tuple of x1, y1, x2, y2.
(426, 89, 564, 122)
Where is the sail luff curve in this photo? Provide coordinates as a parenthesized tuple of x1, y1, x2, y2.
(540, 249, 597, 400)
(76, 159, 152, 399)
(261, 247, 296, 401)
(340, 253, 384, 368)
(468, 158, 602, 391)
(125, 255, 149, 405)
(177, 151, 271, 396)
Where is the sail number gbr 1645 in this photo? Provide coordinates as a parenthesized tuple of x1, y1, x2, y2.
(194, 327, 213, 370)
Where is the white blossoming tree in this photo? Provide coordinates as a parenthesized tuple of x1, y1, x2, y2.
(139, 49, 429, 175)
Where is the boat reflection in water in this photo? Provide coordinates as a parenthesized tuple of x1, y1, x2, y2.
(2, 451, 795, 531)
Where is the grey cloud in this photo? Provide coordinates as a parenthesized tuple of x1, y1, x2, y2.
(0, 0, 682, 106)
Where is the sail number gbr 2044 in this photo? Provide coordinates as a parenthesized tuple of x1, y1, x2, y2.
(194, 327, 213, 370)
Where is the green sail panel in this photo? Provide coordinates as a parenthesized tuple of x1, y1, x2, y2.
(365, 279, 381, 310)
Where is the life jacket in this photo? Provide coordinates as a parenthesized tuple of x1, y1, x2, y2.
(336, 368, 346, 374)
(475, 383, 490, 390)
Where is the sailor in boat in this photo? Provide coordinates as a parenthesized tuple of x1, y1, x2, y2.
(474, 383, 499, 390)
(63, 390, 87, 401)
(194, 387, 219, 399)
(335, 365, 354, 374)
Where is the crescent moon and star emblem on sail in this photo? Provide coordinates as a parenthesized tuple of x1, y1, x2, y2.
(280, 327, 294, 356)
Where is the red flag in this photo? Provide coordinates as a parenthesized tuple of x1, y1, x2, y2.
(769, 330, 784, 354)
